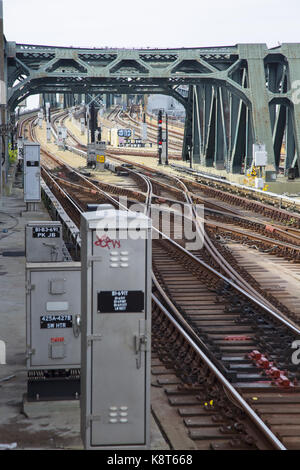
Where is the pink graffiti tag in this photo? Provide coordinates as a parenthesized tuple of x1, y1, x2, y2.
(94, 235, 121, 250)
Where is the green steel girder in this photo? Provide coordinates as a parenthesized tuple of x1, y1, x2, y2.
(5, 41, 300, 175)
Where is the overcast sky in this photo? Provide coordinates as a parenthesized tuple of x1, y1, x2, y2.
(3, 0, 300, 49)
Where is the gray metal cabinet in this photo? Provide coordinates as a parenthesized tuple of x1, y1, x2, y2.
(24, 142, 40, 202)
(26, 262, 81, 370)
(25, 221, 64, 262)
(80, 209, 151, 449)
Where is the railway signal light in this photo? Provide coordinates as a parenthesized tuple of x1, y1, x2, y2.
(157, 110, 168, 165)
(157, 110, 163, 165)
(165, 113, 169, 166)
(158, 110, 163, 125)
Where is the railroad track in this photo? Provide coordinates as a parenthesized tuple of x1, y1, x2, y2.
(128, 108, 185, 138)
(50, 115, 300, 324)
(112, 108, 183, 151)
(62, 112, 300, 231)
(151, 295, 281, 450)
(151, 239, 300, 450)
(68, 105, 300, 218)
(49, 113, 300, 323)
(24, 112, 300, 450)
(101, 152, 300, 226)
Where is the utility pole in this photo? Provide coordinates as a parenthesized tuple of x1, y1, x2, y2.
(165, 113, 169, 166)
(85, 105, 90, 145)
(89, 102, 96, 143)
(190, 88, 194, 170)
(157, 109, 162, 165)
(143, 94, 148, 115)
(141, 112, 147, 142)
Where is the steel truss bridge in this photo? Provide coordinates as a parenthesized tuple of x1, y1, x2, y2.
(5, 41, 300, 175)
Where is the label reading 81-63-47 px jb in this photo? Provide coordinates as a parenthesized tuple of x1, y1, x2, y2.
(32, 226, 60, 238)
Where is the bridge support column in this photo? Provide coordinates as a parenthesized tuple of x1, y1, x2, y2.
(185, 83, 231, 170)
(214, 87, 229, 169)
(229, 71, 244, 173)
(43, 93, 57, 108)
(182, 86, 193, 163)
(201, 84, 213, 167)
(281, 44, 300, 175)
(285, 107, 296, 173)
(192, 85, 201, 164)
(63, 93, 75, 108)
(238, 44, 276, 171)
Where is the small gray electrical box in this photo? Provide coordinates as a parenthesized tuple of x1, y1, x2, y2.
(265, 170, 277, 182)
(24, 142, 41, 202)
(26, 262, 81, 371)
(253, 143, 268, 167)
(87, 143, 96, 167)
(87, 142, 106, 170)
(95, 142, 106, 171)
(26, 221, 64, 262)
(80, 209, 152, 450)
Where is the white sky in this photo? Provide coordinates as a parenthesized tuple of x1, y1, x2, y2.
(3, 0, 300, 49)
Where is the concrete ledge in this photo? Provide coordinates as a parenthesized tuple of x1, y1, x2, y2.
(191, 163, 300, 195)
(23, 394, 80, 418)
(20, 209, 50, 218)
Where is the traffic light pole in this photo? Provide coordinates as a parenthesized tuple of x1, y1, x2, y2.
(158, 147, 162, 165)
(165, 113, 169, 166)
(90, 102, 96, 144)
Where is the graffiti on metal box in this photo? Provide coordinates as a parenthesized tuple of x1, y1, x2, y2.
(95, 235, 121, 250)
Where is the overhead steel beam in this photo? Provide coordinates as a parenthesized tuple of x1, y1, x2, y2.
(4, 41, 300, 177)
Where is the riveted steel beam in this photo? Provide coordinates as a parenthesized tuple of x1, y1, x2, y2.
(4, 41, 300, 177)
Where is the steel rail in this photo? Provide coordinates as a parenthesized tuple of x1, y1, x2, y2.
(40, 148, 300, 335)
(33, 125, 289, 450)
(151, 292, 287, 451)
(41, 154, 290, 451)
(29, 117, 295, 450)
(114, 109, 182, 150)
(141, 169, 300, 321)
(106, 157, 300, 322)
(31, 114, 300, 335)
(40, 140, 287, 451)
(27, 111, 300, 451)
(31, 124, 300, 337)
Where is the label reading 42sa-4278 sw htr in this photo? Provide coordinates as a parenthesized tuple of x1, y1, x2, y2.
(40, 314, 73, 329)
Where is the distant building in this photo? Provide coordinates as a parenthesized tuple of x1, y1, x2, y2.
(147, 93, 186, 119)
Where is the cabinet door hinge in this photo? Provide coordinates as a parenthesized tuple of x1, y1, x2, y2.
(26, 281, 35, 293)
(26, 347, 36, 358)
(87, 334, 102, 346)
(86, 414, 101, 428)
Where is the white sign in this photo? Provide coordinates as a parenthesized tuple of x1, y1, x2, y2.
(253, 143, 267, 166)
(0, 80, 6, 105)
(141, 123, 147, 141)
